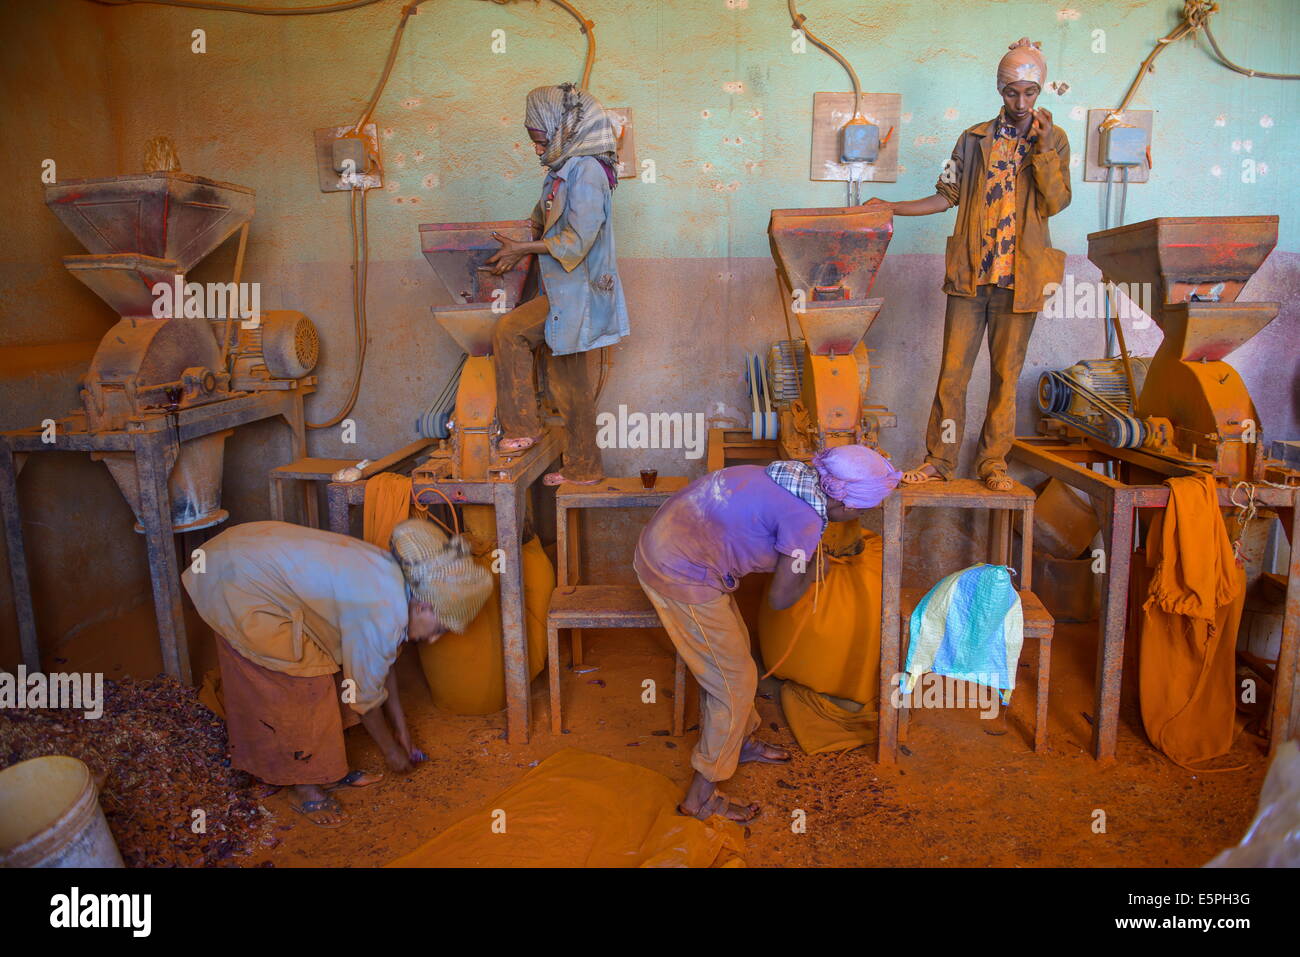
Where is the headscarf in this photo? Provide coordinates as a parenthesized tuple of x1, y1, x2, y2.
(389, 518, 493, 634)
(811, 445, 902, 510)
(524, 82, 619, 188)
(996, 37, 1046, 92)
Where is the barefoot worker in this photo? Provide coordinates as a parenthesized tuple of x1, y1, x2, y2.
(866, 37, 1071, 493)
(182, 519, 492, 828)
(634, 445, 901, 822)
(487, 81, 629, 487)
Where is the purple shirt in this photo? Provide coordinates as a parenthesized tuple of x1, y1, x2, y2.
(633, 465, 823, 604)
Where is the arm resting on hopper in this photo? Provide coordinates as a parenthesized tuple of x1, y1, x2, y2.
(865, 194, 951, 216)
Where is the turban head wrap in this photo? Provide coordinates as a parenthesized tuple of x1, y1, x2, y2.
(997, 37, 1047, 92)
(811, 445, 902, 510)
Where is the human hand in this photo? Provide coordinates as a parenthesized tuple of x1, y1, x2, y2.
(863, 197, 894, 213)
(1030, 108, 1053, 150)
(486, 232, 526, 275)
(384, 743, 415, 775)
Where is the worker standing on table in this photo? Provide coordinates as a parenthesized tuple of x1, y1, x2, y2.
(486, 82, 629, 487)
(866, 38, 1071, 493)
(182, 519, 491, 828)
(634, 445, 901, 822)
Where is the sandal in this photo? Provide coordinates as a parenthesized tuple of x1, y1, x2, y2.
(677, 791, 761, 824)
(543, 472, 601, 487)
(499, 435, 539, 453)
(288, 794, 348, 829)
(983, 469, 1014, 492)
(901, 463, 945, 485)
(324, 769, 384, 791)
(740, 738, 792, 765)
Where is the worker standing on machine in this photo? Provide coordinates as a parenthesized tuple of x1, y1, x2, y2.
(486, 82, 629, 487)
(633, 445, 901, 822)
(182, 519, 492, 828)
(866, 38, 1071, 493)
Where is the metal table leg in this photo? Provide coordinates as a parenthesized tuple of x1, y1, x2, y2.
(136, 432, 191, 684)
(0, 439, 39, 669)
(878, 491, 903, 763)
(494, 479, 530, 744)
(1093, 487, 1134, 760)
(1271, 503, 1300, 752)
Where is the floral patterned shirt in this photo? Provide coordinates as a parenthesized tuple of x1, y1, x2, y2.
(977, 111, 1032, 288)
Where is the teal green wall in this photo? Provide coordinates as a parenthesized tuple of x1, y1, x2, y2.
(312, 0, 1300, 257)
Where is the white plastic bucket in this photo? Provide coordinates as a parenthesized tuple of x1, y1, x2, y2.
(0, 755, 124, 868)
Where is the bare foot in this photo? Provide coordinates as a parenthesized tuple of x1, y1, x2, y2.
(901, 463, 943, 485)
(739, 737, 792, 765)
(543, 472, 601, 487)
(288, 784, 348, 828)
(678, 791, 761, 823)
(325, 768, 384, 791)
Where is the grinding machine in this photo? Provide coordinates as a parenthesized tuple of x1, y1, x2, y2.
(1037, 215, 1297, 485)
(747, 204, 896, 462)
(1, 171, 320, 680)
(406, 220, 564, 745)
(1014, 214, 1300, 759)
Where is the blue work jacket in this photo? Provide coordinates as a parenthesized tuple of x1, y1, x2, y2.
(530, 155, 630, 356)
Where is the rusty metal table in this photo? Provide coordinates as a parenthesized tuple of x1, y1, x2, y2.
(327, 430, 562, 744)
(1, 387, 312, 684)
(1010, 436, 1300, 760)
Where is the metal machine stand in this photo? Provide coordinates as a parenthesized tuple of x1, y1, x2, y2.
(1, 387, 312, 684)
(1011, 436, 1300, 761)
(327, 429, 561, 744)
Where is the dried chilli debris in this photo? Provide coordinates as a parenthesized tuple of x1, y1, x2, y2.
(0, 675, 278, 867)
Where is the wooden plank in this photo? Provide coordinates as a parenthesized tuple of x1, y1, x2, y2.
(548, 584, 660, 628)
(901, 477, 1033, 509)
(555, 475, 688, 508)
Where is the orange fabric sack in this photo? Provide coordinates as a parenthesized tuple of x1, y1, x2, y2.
(758, 529, 883, 705)
(1138, 473, 1246, 767)
(418, 535, 553, 714)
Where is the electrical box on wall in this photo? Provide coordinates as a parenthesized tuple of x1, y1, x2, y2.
(314, 123, 383, 192)
(1084, 109, 1153, 183)
(810, 92, 901, 183)
(839, 117, 880, 164)
(605, 107, 637, 179)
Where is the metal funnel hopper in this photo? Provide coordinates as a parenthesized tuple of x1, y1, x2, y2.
(63, 253, 181, 318)
(45, 172, 254, 273)
(419, 220, 535, 306)
(769, 206, 892, 354)
(433, 305, 503, 358)
(1087, 216, 1279, 354)
(1157, 301, 1280, 363)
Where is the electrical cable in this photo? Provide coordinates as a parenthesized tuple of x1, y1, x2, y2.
(1199, 3, 1300, 80)
(308, 187, 369, 428)
(91, 0, 383, 14)
(786, 1, 863, 118)
(1104, 0, 1297, 132)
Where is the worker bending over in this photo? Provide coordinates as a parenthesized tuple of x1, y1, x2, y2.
(867, 37, 1071, 493)
(488, 82, 629, 487)
(183, 519, 491, 828)
(634, 445, 901, 822)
